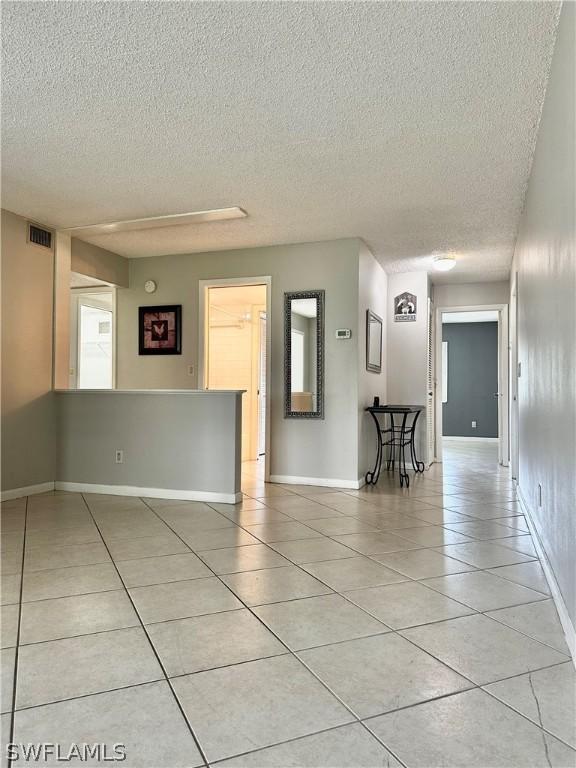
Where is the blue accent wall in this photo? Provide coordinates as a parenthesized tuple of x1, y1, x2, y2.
(442, 322, 498, 438)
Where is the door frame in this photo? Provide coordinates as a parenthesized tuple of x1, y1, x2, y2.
(198, 276, 272, 481)
(257, 310, 267, 457)
(510, 272, 519, 480)
(434, 303, 509, 466)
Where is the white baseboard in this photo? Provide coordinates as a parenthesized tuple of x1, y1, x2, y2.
(55, 482, 241, 505)
(269, 474, 365, 490)
(1, 482, 55, 501)
(442, 436, 499, 443)
(517, 485, 576, 666)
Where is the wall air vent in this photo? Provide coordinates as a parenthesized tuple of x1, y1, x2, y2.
(28, 223, 52, 249)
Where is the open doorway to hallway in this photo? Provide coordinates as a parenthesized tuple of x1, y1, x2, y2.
(202, 282, 269, 476)
(435, 306, 509, 468)
(69, 275, 116, 389)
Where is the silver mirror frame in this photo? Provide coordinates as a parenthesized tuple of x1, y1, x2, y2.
(284, 290, 325, 419)
(366, 309, 383, 373)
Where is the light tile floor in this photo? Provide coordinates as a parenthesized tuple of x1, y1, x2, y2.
(1, 441, 574, 767)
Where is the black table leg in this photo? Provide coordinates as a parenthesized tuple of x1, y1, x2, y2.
(409, 410, 425, 473)
(399, 412, 410, 488)
(387, 413, 395, 472)
(365, 410, 384, 485)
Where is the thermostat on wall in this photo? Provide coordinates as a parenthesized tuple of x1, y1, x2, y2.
(335, 329, 352, 339)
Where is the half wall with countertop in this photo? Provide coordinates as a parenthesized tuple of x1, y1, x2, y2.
(55, 389, 243, 503)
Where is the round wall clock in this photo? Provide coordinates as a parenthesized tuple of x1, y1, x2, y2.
(144, 280, 157, 294)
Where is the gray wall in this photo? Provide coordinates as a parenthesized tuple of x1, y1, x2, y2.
(71, 238, 129, 287)
(386, 271, 430, 461)
(442, 322, 498, 438)
(511, 2, 575, 633)
(116, 239, 362, 484)
(358, 245, 388, 477)
(434, 281, 510, 308)
(1, 209, 56, 493)
(56, 390, 242, 501)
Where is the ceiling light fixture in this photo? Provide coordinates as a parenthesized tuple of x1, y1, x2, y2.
(433, 254, 457, 272)
(61, 207, 247, 237)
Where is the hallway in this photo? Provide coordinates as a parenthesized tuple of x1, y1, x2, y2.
(1, 447, 574, 767)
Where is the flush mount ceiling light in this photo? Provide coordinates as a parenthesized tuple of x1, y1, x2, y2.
(433, 254, 457, 272)
(61, 207, 247, 237)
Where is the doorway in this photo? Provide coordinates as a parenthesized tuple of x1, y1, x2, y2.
(69, 284, 116, 389)
(199, 279, 270, 477)
(434, 305, 509, 466)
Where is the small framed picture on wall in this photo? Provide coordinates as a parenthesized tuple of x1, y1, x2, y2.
(139, 305, 182, 355)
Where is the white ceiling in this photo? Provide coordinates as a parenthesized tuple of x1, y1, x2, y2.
(2, 2, 560, 283)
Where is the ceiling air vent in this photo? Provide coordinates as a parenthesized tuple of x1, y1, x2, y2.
(28, 223, 52, 249)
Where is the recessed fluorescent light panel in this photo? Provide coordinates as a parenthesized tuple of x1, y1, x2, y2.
(62, 207, 247, 237)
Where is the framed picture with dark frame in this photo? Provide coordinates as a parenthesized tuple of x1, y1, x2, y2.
(366, 309, 383, 373)
(139, 305, 182, 355)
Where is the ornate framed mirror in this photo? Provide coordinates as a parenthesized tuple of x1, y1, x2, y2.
(366, 309, 383, 373)
(284, 290, 325, 419)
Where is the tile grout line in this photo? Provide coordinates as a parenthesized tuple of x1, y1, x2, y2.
(78, 494, 210, 768)
(206, 720, 403, 767)
(213, 500, 545, 629)
(139, 496, 411, 768)
(7, 495, 28, 768)
(226, 491, 530, 554)
(479, 677, 576, 753)
(230, 490, 575, 747)
(11, 678, 166, 714)
(164, 488, 561, 762)
(11, 486, 565, 765)
(40, 494, 552, 662)
(478, 608, 572, 655)
(359, 662, 576, 754)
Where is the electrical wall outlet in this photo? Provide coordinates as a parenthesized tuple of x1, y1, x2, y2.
(115, 450, 124, 464)
(471, 421, 477, 429)
(187, 365, 195, 376)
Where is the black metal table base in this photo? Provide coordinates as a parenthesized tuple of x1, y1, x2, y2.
(365, 407, 425, 488)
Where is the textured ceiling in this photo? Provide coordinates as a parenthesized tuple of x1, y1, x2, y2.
(1, 1, 560, 283)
